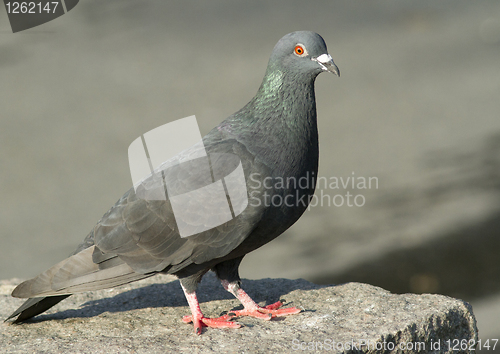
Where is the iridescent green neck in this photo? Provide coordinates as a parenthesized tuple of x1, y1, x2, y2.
(260, 68, 284, 94)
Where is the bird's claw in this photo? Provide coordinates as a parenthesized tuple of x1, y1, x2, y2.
(226, 301, 301, 320)
(182, 314, 241, 334)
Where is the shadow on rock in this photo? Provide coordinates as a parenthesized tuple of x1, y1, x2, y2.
(25, 274, 319, 323)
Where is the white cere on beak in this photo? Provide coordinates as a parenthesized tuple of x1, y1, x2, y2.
(316, 54, 333, 65)
(312, 54, 340, 76)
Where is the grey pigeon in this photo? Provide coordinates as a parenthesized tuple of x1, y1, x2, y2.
(7, 31, 339, 334)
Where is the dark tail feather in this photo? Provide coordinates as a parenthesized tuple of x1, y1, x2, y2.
(5, 295, 70, 323)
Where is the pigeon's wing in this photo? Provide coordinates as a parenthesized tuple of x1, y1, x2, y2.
(11, 137, 270, 299)
(93, 137, 270, 274)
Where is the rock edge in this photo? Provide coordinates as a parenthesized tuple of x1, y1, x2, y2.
(1, 273, 477, 353)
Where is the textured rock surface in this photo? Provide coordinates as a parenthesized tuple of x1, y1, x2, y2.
(1, 274, 477, 353)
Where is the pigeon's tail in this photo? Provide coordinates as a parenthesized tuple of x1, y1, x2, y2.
(5, 295, 70, 323)
(11, 246, 152, 298)
(7, 245, 154, 322)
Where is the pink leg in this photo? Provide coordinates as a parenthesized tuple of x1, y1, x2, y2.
(221, 280, 301, 320)
(180, 283, 241, 335)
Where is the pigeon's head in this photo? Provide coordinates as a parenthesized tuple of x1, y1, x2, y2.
(269, 31, 340, 79)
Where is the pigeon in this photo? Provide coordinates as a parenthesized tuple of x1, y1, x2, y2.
(6, 31, 339, 334)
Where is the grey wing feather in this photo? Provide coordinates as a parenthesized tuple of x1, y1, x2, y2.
(93, 138, 269, 274)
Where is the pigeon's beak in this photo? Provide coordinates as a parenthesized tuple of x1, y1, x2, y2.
(312, 54, 340, 77)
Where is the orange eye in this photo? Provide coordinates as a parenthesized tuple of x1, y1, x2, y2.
(294, 45, 305, 56)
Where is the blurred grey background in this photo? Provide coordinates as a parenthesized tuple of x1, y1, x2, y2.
(1, 0, 499, 346)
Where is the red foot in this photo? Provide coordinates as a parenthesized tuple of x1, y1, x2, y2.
(182, 314, 241, 335)
(181, 302, 301, 334)
(227, 301, 302, 320)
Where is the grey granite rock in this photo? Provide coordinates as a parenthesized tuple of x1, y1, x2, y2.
(1, 273, 477, 353)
